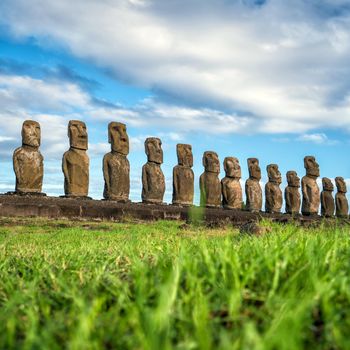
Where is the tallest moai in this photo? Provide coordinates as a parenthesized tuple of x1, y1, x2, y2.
(301, 156, 320, 215)
(103, 122, 130, 202)
(62, 120, 89, 198)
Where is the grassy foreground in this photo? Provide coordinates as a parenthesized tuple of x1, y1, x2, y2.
(0, 218, 349, 350)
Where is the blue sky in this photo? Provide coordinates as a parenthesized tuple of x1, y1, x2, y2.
(1, 0, 350, 204)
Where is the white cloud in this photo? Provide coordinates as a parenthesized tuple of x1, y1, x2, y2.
(0, 75, 89, 111)
(89, 142, 109, 156)
(0, 136, 15, 142)
(297, 133, 338, 145)
(2, 0, 350, 133)
(0, 72, 254, 150)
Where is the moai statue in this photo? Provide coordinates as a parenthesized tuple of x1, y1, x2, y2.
(62, 120, 89, 198)
(103, 122, 130, 202)
(335, 177, 348, 218)
(265, 164, 282, 213)
(12, 120, 44, 194)
(221, 157, 242, 209)
(285, 171, 301, 215)
(301, 156, 320, 215)
(172, 144, 194, 206)
(200, 151, 221, 208)
(245, 158, 262, 212)
(142, 137, 165, 204)
(320, 177, 335, 217)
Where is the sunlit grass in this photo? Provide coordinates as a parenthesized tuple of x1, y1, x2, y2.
(0, 218, 349, 349)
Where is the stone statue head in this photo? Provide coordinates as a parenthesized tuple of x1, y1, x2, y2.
(286, 171, 300, 187)
(224, 157, 241, 179)
(145, 137, 163, 164)
(247, 158, 261, 180)
(22, 120, 41, 148)
(108, 122, 129, 155)
(335, 176, 347, 193)
(267, 164, 282, 184)
(68, 120, 88, 150)
(322, 177, 334, 191)
(177, 144, 193, 167)
(202, 151, 220, 174)
(304, 156, 319, 178)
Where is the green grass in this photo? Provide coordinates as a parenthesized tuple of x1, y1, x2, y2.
(0, 218, 350, 349)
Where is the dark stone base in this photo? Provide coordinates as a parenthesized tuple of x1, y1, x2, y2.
(5, 191, 47, 197)
(103, 198, 131, 203)
(59, 195, 92, 200)
(142, 200, 167, 205)
(172, 202, 193, 207)
(0, 194, 332, 227)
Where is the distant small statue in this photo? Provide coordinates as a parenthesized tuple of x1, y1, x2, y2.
(221, 157, 242, 209)
(62, 120, 89, 198)
(265, 164, 282, 213)
(200, 151, 221, 207)
(13, 120, 44, 194)
(335, 177, 348, 218)
(172, 144, 194, 206)
(320, 177, 334, 217)
(301, 156, 320, 215)
(103, 122, 130, 202)
(285, 171, 301, 215)
(142, 137, 165, 204)
(245, 158, 262, 212)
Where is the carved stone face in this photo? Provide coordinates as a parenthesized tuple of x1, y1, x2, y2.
(22, 120, 41, 148)
(335, 176, 347, 193)
(287, 171, 300, 187)
(177, 144, 193, 167)
(203, 151, 220, 174)
(304, 156, 320, 178)
(108, 122, 129, 155)
(224, 157, 241, 178)
(145, 137, 163, 164)
(69, 120, 88, 150)
(248, 158, 261, 180)
(267, 164, 282, 184)
(322, 177, 334, 191)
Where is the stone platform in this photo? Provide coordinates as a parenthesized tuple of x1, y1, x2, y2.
(0, 194, 325, 226)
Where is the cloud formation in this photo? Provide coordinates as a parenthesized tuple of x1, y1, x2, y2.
(0, 70, 255, 161)
(297, 133, 338, 145)
(2, 0, 350, 133)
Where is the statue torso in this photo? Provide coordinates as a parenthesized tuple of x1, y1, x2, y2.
(221, 177, 242, 209)
(13, 147, 43, 193)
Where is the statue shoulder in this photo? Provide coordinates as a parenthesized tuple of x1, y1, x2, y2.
(13, 146, 23, 157)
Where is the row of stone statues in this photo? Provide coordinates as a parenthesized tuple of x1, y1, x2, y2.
(10, 120, 349, 218)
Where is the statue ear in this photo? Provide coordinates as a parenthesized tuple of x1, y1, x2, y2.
(108, 128, 112, 144)
(145, 141, 150, 156)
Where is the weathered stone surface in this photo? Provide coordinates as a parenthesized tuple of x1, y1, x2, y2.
(245, 158, 262, 212)
(285, 171, 301, 214)
(265, 164, 282, 213)
(0, 194, 323, 226)
(335, 176, 348, 218)
(103, 122, 130, 202)
(301, 156, 320, 215)
(142, 137, 165, 204)
(172, 144, 194, 206)
(13, 120, 44, 194)
(62, 120, 89, 197)
(221, 157, 242, 209)
(321, 177, 334, 217)
(200, 151, 221, 208)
